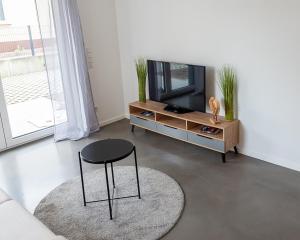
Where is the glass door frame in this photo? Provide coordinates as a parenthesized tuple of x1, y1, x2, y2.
(0, 80, 53, 149)
(0, 0, 55, 150)
(0, 112, 6, 150)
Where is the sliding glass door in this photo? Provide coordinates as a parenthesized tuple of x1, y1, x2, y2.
(0, 117, 6, 150)
(0, 0, 53, 149)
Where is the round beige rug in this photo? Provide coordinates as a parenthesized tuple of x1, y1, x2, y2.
(34, 166, 184, 240)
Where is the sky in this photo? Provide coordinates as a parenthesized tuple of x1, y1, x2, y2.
(2, 0, 38, 26)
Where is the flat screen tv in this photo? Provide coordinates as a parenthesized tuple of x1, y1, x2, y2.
(148, 60, 206, 114)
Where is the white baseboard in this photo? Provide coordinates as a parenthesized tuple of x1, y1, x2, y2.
(100, 114, 126, 126)
(239, 148, 300, 172)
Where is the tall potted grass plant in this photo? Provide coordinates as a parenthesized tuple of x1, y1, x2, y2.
(218, 66, 236, 121)
(135, 58, 147, 102)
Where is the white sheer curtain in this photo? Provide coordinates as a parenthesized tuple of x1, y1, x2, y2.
(35, 0, 99, 141)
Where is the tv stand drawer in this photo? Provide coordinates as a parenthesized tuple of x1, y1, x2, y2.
(188, 132, 224, 152)
(156, 123, 187, 141)
(130, 115, 157, 131)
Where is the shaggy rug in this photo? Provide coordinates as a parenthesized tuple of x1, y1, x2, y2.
(34, 166, 184, 240)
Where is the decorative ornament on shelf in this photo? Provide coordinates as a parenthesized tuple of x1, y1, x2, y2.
(218, 66, 236, 121)
(209, 97, 221, 125)
(135, 58, 147, 103)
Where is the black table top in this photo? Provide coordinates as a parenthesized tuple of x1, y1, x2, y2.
(80, 139, 134, 164)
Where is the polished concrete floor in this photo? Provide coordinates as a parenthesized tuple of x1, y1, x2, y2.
(1, 119, 300, 240)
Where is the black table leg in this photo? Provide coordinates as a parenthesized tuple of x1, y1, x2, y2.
(131, 125, 135, 132)
(133, 147, 141, 199)
(111, 162, 115, 188)
(78, 152, 86, 206)
(222, 153, 226, 163)
(105, 162, 113, 220)
(234, 146, 238, 154)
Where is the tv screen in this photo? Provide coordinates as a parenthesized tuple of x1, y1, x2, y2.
(148, 60, 206, 113)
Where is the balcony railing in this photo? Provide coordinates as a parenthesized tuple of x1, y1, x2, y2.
(0, 25, 52, 58)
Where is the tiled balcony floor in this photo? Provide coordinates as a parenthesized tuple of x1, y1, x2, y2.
(1, 71, 53, 137)
(2, 71, 50, 105)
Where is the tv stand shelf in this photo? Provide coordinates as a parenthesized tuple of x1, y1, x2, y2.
(129, 100, 239, 162)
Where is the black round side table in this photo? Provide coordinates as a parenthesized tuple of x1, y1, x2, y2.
(78, 139, 141, 220)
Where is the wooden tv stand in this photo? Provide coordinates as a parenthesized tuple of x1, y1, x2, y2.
(129, 100, 239, 163)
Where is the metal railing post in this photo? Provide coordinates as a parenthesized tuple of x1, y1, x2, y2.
(27, 25, 35, 56)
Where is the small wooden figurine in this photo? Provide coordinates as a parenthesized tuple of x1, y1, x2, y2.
(209, 97, 220, 125)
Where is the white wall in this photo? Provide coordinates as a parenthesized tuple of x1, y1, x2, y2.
(115, 0, 300, 170)
(77, 0, 124, 125)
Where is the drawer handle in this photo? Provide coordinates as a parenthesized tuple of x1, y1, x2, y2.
(135, 116, 147, 121)
(163, 125, 178, 130)
(196, 134, 213, 140)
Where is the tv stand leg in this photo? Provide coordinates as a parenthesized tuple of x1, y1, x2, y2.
(234, 146, 238, 154)
(131, 125, 135, 133)
(222, 153, 226, 163)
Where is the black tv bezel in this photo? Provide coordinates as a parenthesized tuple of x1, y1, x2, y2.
(148, 59, 206, 113)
